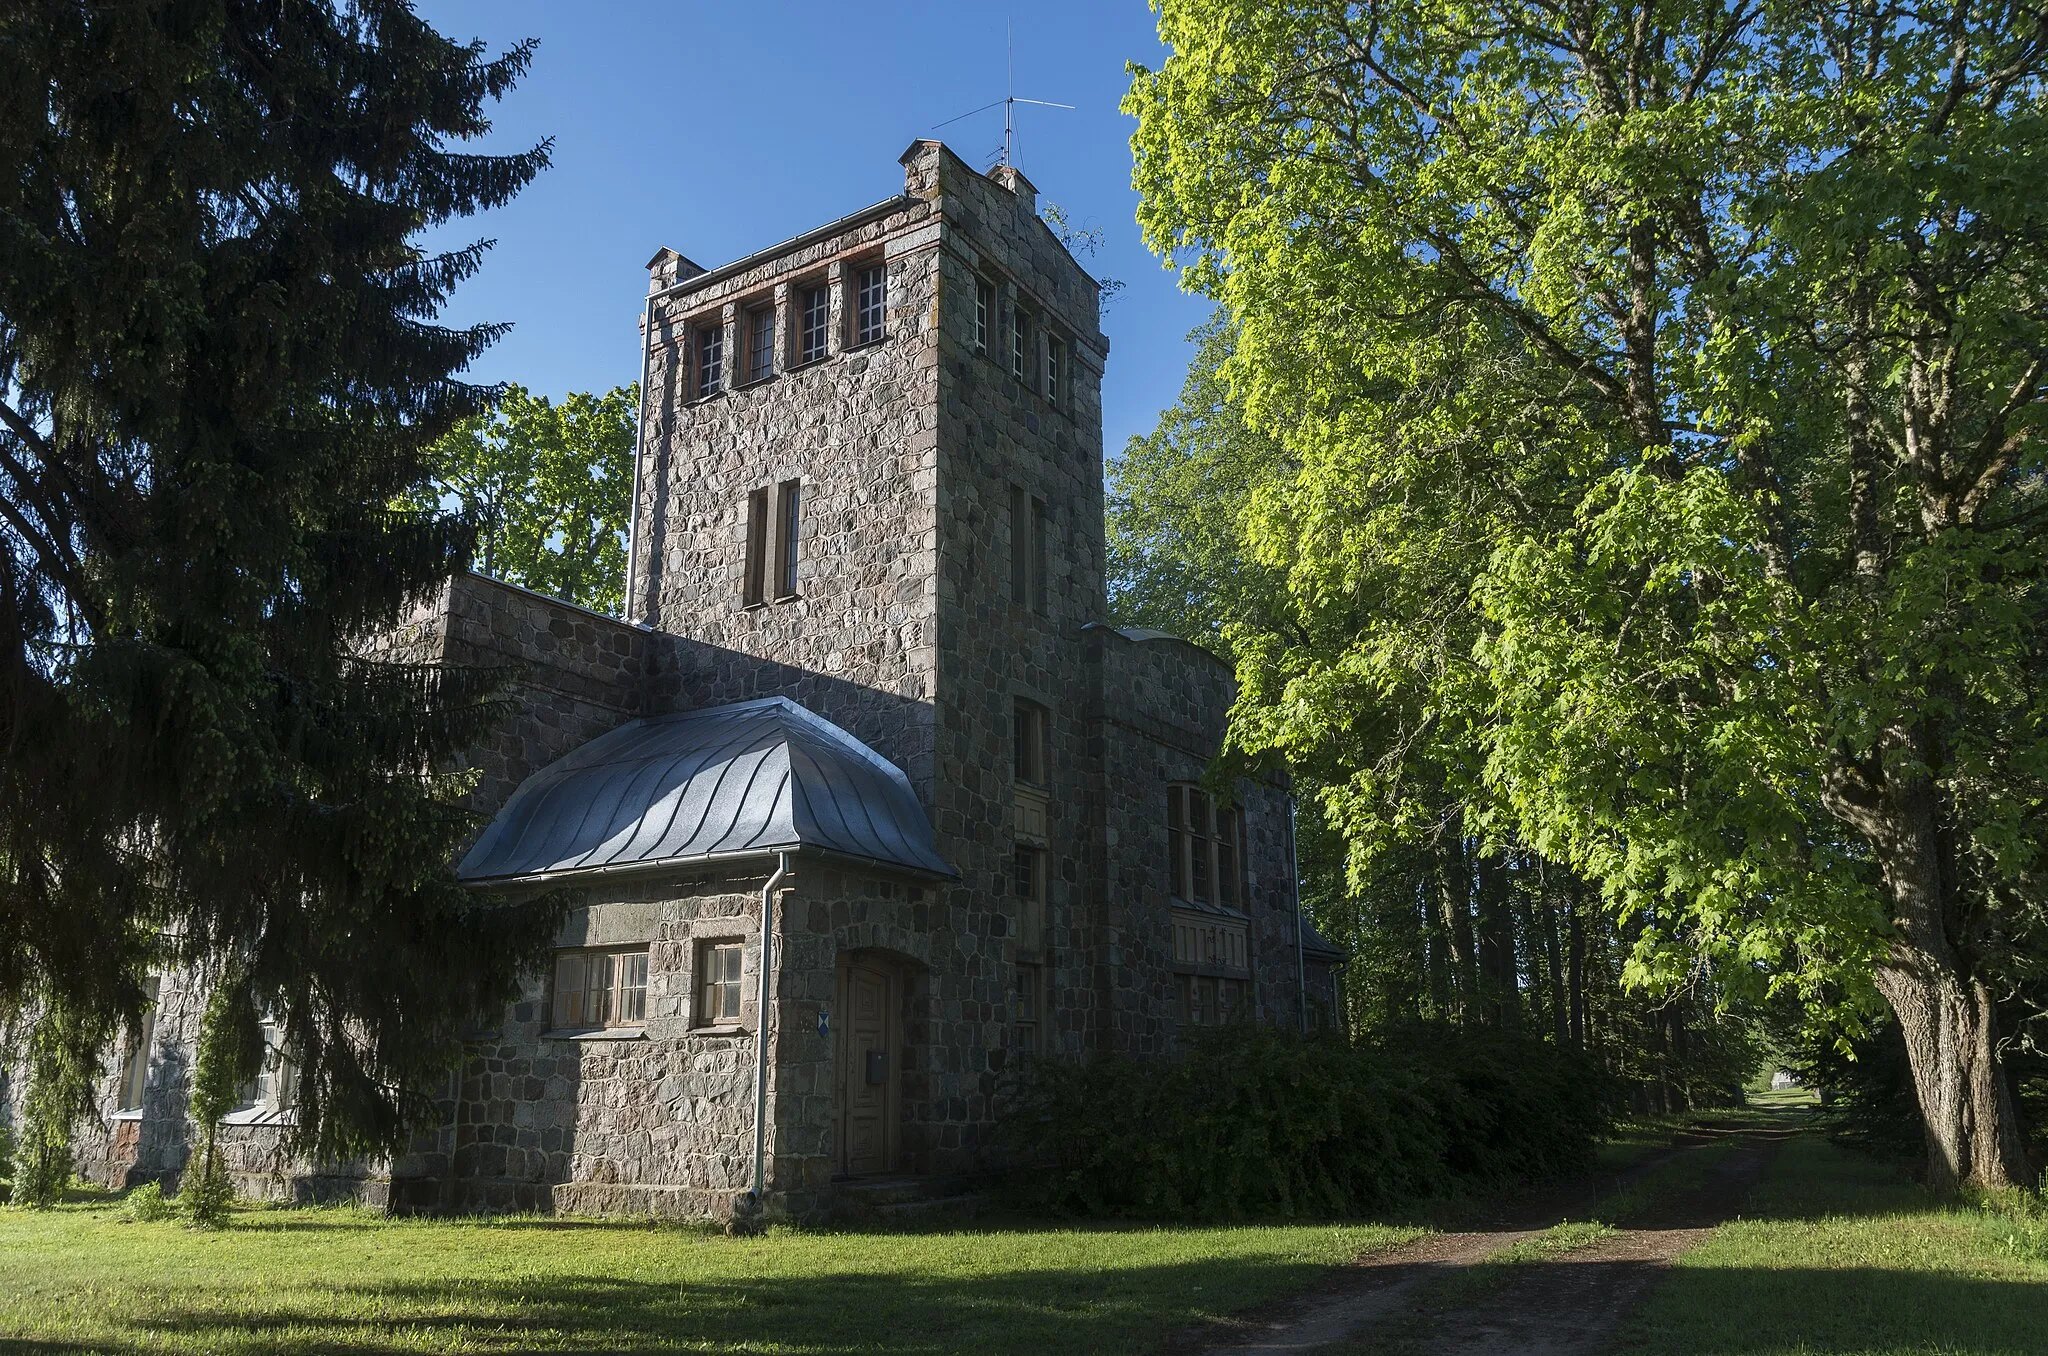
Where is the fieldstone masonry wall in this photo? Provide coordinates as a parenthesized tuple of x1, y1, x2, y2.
(52, 140, 1340, 1221)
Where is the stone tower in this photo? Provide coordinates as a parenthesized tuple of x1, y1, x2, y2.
(627, 141, 1110, 1073)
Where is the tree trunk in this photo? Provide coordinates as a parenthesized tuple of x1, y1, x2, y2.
(1435, 837, 1479, 1023)
(1857, 774, 2034, 1191)
(1475, 851, 1517, 1029)
(1873, 953, 2030, 1191)
(1566, 888, 1586, 1047)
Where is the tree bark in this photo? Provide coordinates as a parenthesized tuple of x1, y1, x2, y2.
(1854, 773, 2034, 1191)
(1874, 953, 2030, 1192)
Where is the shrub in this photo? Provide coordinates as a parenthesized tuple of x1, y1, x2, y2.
(124, 1180, 177, 1223)
(995, 1023, 1610, 1219)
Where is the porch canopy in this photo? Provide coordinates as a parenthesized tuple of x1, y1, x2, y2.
(458, 696, 955, 883)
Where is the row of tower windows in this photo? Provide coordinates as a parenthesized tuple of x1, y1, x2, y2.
(681, 261, 888, 401)
(973, 273, 1071, 408)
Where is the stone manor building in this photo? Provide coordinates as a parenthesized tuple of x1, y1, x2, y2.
(53, 142, 1342, 1221)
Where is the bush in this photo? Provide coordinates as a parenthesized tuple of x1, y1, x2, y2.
(180, 1150, 235, 1229)
(995, 1023, 1611, 1219)
(124, 1180, 177, 1223)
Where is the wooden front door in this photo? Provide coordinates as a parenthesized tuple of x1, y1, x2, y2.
(836, 954, 899, 1177)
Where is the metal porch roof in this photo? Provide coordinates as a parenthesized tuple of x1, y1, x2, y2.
(457, 696, 955, 884)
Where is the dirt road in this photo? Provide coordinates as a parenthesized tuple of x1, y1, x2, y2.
(1180, 1121, 1794, 1356)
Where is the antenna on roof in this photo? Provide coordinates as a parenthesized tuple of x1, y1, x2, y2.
(932, 20, 1073, 170)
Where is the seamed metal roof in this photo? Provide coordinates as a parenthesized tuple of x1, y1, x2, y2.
(458, 696, 955, 884)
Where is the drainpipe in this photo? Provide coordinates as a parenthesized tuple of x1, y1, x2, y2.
(747, 851, 792, 1211)
(622, 293, 654, 624)
(1290, 796, 1308, 1034)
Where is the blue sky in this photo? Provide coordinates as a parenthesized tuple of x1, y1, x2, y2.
(414, 0, 1211, 458)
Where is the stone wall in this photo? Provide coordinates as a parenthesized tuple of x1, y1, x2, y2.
(1086, 625, 1323, 1048)
(400, 858, 938, 1222)
(629, 164, 941, 796)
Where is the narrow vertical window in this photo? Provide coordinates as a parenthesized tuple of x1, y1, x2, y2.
(116, 976, 160, 1112)
(1009, 485, 1030, 605)
(1014, 848, 1048, 953)
(1216, 807, 1240, 908)
(1031, 496, 1050, 614)
(1013, 699, 1047, 786)
(1011, 304, 1032, 381)
(1189, 789, 1213, 903)
(799, 285, 830, 364)
(974, 276, 994, 351)
(1168, 786, 1187, 900)
(1046, 332, 1065, 405)
(745, 304, 774, 383)
(695, 321, 723, 396)
(853, 263, 886, 345)
(775, 479, 802, 598)
(1015, 963, 1042, 1053)
(744, 486, 769, 606)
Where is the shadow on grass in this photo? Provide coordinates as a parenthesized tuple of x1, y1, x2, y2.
(0, 1253, 1352, 1356)
(1621, 1263, 2048, 1355)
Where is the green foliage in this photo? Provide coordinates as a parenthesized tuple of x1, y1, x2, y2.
(14, 996, 112, 1209)
(412, 384, 637, 615)
(181, 974, 263, 1229)
(997, 1024, 1609, 1219)
(1107, 315, 1288, 657)
(1112, 321, 1758, 1110)
(0, 1113, 14, 1201)
(0, 1, 566, 1168)
(122, 1180, 175, 1224)
(1126, 0, 2048, 1185)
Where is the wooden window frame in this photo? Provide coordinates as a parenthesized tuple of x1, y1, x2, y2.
(1168, 784, 1247, 908)
(1013, 698, 1048, 787)
(1031, 496, 1049, 614)
(551, 947, 650, 1032)
(743, 486, 770, 607)
(115, 976, 160, 1112)
(774, 479, 801, 599)
(697, 939, 745, 1027)
(743, 302, 776, 384)
(1015, 962, 1043, 1053)
(1013, 841, 1048, 954)
(1175, 973, 1247, 1028)
(1046, 331, 1065, 406)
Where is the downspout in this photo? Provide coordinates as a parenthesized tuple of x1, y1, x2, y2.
(747, 851, 792, 1211)
(1290, 795, 1308, 1034)
(622, 293, 654, 624)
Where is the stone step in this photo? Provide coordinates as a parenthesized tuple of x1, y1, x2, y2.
(833, 1174, 982, 1218)
(871, 1192, 989, 1223)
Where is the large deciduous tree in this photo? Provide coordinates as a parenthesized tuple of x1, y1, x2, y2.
(0, 1, 562, 1165)
(1129, 1, 2048, 1187)
(412, 383, 635, 615)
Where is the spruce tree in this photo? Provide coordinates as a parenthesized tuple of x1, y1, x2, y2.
(0, 1, 563, 1163)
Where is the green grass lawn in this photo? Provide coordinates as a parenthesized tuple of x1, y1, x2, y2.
(1620, 1134, 2048, 1355)
(0, 1199, 1419, 1354)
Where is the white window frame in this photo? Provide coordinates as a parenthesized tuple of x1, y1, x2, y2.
(695, 320, 724, 397)
(797, 284, 830, 365)
(853, 263, 886, 346)
(114, 976, 160, 1114)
